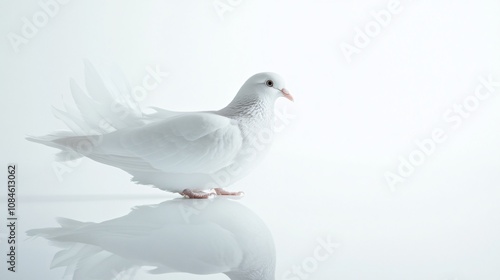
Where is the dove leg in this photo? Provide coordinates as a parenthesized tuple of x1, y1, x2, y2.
(180, 189, 215, 199)
(214, 188, 245, 197)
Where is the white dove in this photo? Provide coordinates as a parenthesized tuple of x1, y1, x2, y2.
(28, 63, 293, 198)
(27, 198, 276, 280)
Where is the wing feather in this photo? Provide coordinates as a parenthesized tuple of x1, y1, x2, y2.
(95, 113, 242, 174)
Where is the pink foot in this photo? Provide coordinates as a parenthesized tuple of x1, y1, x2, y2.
(180, 189, 215, 199)
(214, 188, 245, 197)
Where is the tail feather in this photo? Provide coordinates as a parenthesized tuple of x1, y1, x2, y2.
(69, 78, 108, 133)
(52, 106, 89, 135)
(27, 61, 147, 160)
(26, 133, 100, 162)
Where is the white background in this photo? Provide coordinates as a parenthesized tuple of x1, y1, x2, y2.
(1, 0, 500, 279)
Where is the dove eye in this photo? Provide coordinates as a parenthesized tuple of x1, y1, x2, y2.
(265, 80, 274, 87)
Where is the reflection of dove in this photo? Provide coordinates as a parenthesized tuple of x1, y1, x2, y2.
(27, 198, 276, 280)
(27, 62, 293, 198)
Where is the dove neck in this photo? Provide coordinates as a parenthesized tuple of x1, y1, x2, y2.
(221, 95, 274, 122)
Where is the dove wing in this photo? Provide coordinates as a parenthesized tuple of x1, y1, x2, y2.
(95, 112, 242, 174)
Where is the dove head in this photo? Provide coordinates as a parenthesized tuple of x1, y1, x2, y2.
(221, 72, 293, 118)
(237, 72, 293, 103)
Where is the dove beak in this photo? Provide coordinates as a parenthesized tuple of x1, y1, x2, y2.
(281, 88, 294, 102)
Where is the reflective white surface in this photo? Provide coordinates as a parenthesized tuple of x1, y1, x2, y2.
(2, 198, 276, 280)
(23, 197, 275, 280)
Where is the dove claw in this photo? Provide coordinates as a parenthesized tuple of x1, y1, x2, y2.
(180, 189, 214, 199)
(214, 188, 245, 197)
